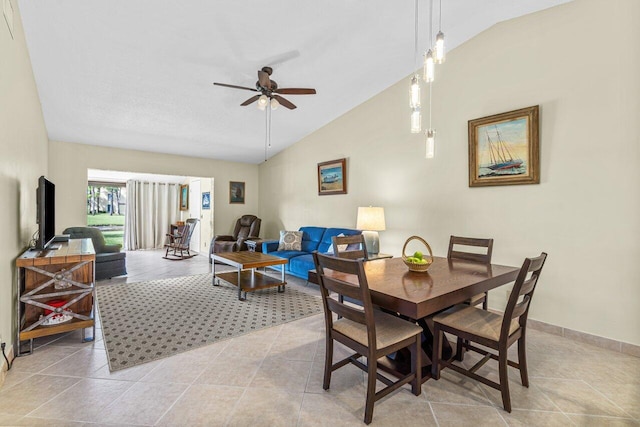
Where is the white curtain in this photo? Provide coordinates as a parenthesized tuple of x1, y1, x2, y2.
(124, 180, 180, 250)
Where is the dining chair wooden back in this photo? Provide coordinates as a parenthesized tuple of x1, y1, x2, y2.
(312, 252, 422, 425)
(332, 234, 368, 260)
(448, 236, 494, 310)
(431, 252, 547, 413)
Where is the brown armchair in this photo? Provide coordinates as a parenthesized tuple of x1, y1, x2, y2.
(209, 214, 261, 262)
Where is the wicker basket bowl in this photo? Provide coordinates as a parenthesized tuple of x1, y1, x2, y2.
(402, 236, 434, 272)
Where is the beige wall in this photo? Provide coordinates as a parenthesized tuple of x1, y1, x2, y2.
(49, 141, 259, 247)
(0, 0, 49, 353)
(259, 0, 640, 345)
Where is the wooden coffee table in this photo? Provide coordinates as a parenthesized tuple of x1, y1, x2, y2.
(211, 251, 288, 301)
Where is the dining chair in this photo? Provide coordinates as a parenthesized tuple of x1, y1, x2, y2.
(431, 252, 547, 413)
(312, 252, 422, 425)
(448, 236, 494, 310)
(332, 234, 368, 260)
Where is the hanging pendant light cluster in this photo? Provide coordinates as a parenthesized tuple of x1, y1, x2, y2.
(409, 0, 445, 158)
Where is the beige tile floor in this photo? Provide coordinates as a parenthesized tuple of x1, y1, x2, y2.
(1, 250, 638, 426)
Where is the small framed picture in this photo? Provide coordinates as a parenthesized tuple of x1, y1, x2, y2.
(229, 181, 245, 204)
(202, 192, 211, 210)
(179, 184, 189, 210)
(318, 158, 347, 195)
(468, 105, 540, 187)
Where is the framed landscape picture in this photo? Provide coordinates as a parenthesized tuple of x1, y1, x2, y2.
(179, 184, 189, 210)
(318, 158, 347, 195)
(229, 181, 245, 204)
(468, 105, 540, 187)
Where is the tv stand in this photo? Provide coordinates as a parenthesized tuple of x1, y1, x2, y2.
(15, 239, 96, 356)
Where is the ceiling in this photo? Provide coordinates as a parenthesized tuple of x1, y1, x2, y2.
(19, 0, 570, 164)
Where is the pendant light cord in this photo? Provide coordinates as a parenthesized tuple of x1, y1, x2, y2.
(414, 0, 419, 70)
(429, 0, 434, 46)
(439, 0, 442, 31)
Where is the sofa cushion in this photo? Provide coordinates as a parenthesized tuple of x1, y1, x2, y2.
(278, 230, 303, 251)
(288, 253, 315, 279)
(299, 226, 326, 253)
(268, 250, 306, 261)
(317, 228, 362, 253)
(96, 252, 126, 263)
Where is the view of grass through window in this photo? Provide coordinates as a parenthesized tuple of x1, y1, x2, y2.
(87, 184, 126, 247)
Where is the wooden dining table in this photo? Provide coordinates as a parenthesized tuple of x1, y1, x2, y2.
(311, 256, 520, 382)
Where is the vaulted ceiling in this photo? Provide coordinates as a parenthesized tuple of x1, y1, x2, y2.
(19, 0, 570, 164)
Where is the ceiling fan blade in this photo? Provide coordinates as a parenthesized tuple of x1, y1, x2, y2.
(213, 82, 257, 92)
(273, 95, 297, 110)
(258, 70, 271, 89)
(274, 88, 317, 95)
(240, 95, 261, 106)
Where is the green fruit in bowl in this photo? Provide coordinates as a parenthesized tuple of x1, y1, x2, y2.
(413, 251, 423, 260)
(418, 259, 428, 264)
(406, 257, 416, 263)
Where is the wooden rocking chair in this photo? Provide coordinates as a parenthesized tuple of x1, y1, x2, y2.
(163, 218, 199, 260)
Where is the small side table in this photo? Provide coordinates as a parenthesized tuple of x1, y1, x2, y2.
(245, 239, 264, 253)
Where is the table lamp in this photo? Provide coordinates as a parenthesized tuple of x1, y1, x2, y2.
(356, 206, 386, 256)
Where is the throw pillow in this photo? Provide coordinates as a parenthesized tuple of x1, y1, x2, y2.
(326, 233, 348, 254)
(278, 230, 303, 251)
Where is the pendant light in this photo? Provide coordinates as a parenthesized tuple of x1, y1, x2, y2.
(425, 76, 435, 159)
(410, 75, 421, 108)
(434, 0, 445, 64)
(426, 128, 435, 158)
(423, 0, 435, 82)
(423, 49, 434, 82)
(411, 109, 422, 133)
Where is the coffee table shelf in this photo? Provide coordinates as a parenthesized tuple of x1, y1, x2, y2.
(211, 251, 288, 300)
(215, 270, 285, 292)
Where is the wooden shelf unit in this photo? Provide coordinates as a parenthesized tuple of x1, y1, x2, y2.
(15, 239, 96, 356)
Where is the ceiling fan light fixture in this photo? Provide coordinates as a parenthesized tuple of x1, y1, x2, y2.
(270, 97, 279, 110)
(257, 94, 269, 109)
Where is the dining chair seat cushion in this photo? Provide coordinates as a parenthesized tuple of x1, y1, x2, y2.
(433, 304, 519, 342)
(333, 310, 423, 349)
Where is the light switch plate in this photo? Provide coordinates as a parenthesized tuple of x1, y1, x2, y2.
(3, 0, 14, 39)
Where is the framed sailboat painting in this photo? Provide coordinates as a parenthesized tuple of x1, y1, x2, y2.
(468, 105, 539, 187)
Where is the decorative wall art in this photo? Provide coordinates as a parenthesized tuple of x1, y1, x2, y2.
(229, 181, 245, 204)
(179, 184, 189, 210)
(468, 105, 539, 187)
(317, 158, 347, 195)
(202, 192, 211, 210)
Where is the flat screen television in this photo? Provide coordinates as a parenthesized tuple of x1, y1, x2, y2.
(36, 176, 56, 250)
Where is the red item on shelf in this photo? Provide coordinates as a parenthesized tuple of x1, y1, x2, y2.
(44, 299, 67, 316)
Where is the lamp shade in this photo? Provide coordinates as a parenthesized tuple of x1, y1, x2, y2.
(356, 207, 386, 231)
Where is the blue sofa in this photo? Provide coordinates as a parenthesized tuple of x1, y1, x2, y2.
(262, 226, 362, 280)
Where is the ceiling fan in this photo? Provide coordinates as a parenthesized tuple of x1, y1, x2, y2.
(213, 66, 316, 110)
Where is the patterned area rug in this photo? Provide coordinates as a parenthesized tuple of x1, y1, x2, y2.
(97, 273, 323, 371)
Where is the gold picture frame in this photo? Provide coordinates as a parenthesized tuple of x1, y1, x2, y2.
(179, 184, 189, 210)
(317, 158, 347, 195)
(468, 105, 539, 187)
